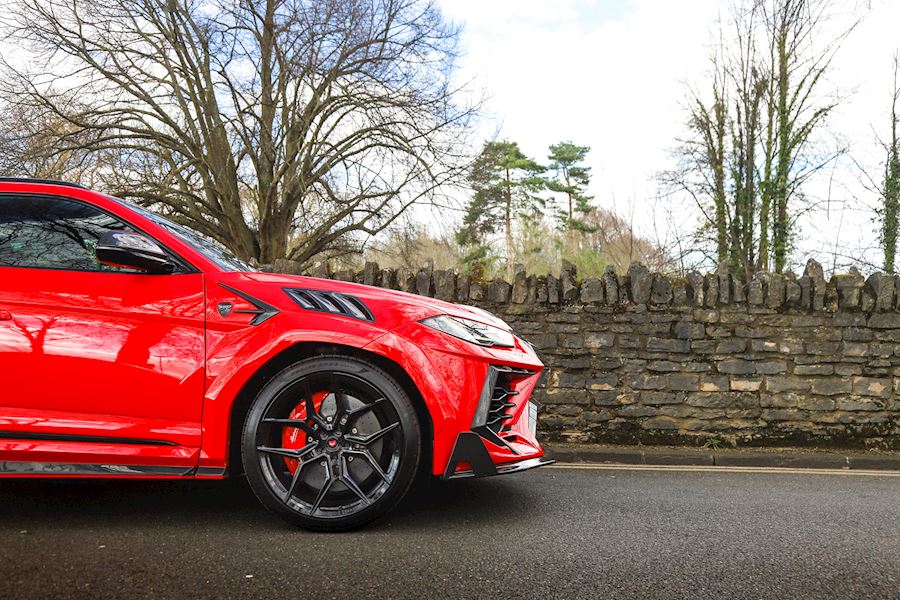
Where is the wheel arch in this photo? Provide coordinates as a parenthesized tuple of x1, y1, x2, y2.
(226, 342, 434, 477)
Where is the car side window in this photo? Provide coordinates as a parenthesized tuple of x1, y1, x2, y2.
(0, 194, 137, 272)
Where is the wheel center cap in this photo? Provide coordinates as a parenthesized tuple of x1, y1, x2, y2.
(326, 438, 338, 449)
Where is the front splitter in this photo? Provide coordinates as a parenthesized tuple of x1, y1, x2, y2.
(443, 455, 556, 480)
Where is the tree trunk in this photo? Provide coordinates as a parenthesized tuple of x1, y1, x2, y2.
(772, 8, 792, 274)
(884, 56, 900, 272)
(505, 167, 514, 280)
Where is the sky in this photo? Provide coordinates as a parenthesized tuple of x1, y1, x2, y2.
(435, 0, 900, 273)
(3, 0, 899, 273)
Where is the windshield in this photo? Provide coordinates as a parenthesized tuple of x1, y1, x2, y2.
(109, 197, 255, 272)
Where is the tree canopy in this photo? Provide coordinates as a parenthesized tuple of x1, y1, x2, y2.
(547, 142, 594, 233)
(0, 0, 475, 265)
(456, 140, 545, 276)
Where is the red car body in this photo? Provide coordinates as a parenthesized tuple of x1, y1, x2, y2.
(0, 180, 549, 484)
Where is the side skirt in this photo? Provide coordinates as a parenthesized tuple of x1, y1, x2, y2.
(0, 462, 196, 477)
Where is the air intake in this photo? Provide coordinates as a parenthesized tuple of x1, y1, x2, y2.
(486, 366, 533, 434)
(284, 288, 375, 322)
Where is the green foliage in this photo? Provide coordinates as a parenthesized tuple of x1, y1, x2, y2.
(456, 140, 546, 273)
(456, 139, 668, 278)
(885, 149, 900, 273)
(546, 142, 595, 233)
(673, 0, 849, 276)
(883, 60, 900, 273)
(702, 437, 726, 450)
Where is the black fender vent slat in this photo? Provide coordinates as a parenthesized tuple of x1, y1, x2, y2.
(485, 369, 532, 435)
(284, 288, 375, 322)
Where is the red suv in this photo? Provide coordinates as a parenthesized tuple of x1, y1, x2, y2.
(0, 179, 550, 530)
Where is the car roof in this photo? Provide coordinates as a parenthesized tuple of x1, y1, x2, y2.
(0, 177, 88, 190)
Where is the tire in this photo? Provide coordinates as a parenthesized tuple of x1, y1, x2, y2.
(241, 355, 421, 531)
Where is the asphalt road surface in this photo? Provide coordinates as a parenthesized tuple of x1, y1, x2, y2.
(1, 464, 898, 600)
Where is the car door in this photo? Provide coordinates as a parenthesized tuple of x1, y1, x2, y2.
(0, 193, 205, 475)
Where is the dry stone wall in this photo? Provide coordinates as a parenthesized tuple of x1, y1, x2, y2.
(266, 258, 900, 450)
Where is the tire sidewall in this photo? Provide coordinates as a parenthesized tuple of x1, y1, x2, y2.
(241, 355, 421, 531)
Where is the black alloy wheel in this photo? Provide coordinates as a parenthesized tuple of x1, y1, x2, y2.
(242, 355, 421, 531)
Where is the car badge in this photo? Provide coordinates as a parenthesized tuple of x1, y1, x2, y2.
(217, 302, 234, 317)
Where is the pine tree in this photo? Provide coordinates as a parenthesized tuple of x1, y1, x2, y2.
(547, 142, 595, 234)
(457, 141, 545, 277)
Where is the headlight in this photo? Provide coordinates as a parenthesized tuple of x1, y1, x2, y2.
(420, 315, 516, 348)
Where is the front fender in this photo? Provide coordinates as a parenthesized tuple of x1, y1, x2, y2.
(198, 300, 388, 471)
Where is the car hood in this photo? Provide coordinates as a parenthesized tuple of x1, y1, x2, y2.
(234, 271, 511, 331)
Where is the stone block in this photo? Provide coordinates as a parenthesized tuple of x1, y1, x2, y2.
(668, 373, 700, 391)
(603, 266, 619, 303)
(868, 313, 900, 329)
(629, 374, 668, 390)
(640, 416, 681, 430)
(628, 262, 652, 304)
(651, 275, 673, 305)
(581, 277, 604, 304)
(717, 359, 756, 375)
(433, 269, 457, 301)
(809, 378, 851, 396)
(647, 337, 691, 353)
(794, 364, 834, 376)
(851, 377, 892, 398)
(766, 376, 810, 393)
(755, 360, 787, 375)
(674, 321, 705, 339)
(588, 374, 619, 391)
(646, 360, 681, 372)
(584, 332, 615, 349)
(641, 391, 684, 405)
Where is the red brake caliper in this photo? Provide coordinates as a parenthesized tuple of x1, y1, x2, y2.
(282, 391, 329, 474)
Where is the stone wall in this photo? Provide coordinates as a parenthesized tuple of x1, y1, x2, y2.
(267, 258, 900, 450)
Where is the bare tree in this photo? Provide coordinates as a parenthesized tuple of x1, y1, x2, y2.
(0, 0, 476, 265)
(0, 101, 107, 184)
(881, 53, 900, 272)
(664, 0, 860, 275)
(763, 0, 857, 272)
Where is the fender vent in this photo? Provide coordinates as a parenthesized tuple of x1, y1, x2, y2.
(284, 288, 375, 322)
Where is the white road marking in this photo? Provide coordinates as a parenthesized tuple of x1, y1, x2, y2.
(548, 462, 900, 477)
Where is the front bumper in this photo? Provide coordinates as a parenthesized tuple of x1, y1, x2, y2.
(441, 364, 552, 479)
(442, 432, 555, 479)
(367, 320, 550, 477)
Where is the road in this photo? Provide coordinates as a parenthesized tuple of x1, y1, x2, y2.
(1, 465, 898, 600)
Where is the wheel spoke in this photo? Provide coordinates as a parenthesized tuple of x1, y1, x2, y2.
(257, 442, 317, 460)
(348, 447, 391, 484)
(345, 397, 385, 424)
(310, 461, 335, 514)
(339, 456, 371, 506)
(282, 451, 323, 503)
(345, 421, 400, 446)
(331, 375, 350, 420)
(303, 380, 318, 420)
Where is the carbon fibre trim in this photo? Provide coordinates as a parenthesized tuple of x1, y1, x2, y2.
(469, 365, 536, 454)
(195, 467, 227, 477)
(443, 452, 555, 480)
(0, 462, 193, 476)
(283, 288, 375, 322)
(442, 432, 497, 478)
(218, 283, 280, 325)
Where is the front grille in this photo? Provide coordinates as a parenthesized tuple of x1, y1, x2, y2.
(484, 366, 533, 435)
